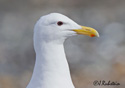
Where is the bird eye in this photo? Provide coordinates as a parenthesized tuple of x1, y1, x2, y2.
(57, 21, 63, 26)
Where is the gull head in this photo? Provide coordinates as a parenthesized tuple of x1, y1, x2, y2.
(34, 13, 99, 44)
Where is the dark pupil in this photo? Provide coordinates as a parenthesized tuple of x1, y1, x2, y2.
(57, 21, 63, 26)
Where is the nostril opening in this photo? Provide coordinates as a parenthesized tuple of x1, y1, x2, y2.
(85, 29, 91, 31)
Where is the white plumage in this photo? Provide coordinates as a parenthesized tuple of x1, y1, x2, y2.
(27, 13, 99, 88)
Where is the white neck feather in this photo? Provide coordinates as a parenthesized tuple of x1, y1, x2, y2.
(27, 41, 75, 88)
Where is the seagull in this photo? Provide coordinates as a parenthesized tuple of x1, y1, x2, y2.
(27, 13, 99, 88)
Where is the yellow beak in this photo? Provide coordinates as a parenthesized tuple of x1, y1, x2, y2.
(73, 26, 99, 37)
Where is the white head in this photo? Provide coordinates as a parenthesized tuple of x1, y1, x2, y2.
(34, 13, 99, 45)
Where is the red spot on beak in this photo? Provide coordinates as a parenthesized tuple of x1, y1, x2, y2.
(90, 34, 95, 37)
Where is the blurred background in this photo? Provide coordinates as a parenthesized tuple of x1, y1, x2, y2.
(0, 0, 125, 88)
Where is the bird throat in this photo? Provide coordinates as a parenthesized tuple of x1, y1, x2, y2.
(27, 42, 75, 88)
